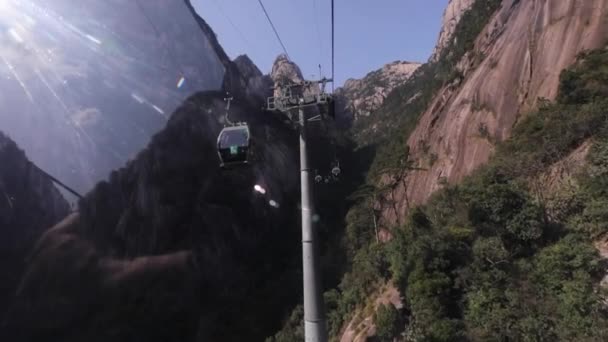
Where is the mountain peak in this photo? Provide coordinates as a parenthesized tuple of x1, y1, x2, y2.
(429, 0, 475, 62)
(271, 54, 304, 84)
(234, 54, 263, 79)
(336, 60, 421, 124)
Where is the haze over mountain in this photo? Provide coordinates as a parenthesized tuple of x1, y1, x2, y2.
(0, 0, 225, 193)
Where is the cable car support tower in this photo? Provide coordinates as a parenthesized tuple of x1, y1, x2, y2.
(267, 78, 333, 342)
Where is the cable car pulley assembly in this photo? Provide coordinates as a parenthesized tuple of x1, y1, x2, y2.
(314, 160, 341, 184)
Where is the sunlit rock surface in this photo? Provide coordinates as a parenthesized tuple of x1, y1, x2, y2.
(384, 0, 608, 226)
(335, 61, 421, 126)
(0, 0, 226, 193)
(429, 0, 475, 62)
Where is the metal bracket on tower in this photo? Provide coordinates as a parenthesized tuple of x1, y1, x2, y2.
(266, 78, 334, 116)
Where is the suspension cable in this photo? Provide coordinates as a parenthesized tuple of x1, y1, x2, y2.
(331, 0, 335, 92)
(28, 161, 83, 199)
(224, 93, 235, 126)
(312, 0, 323, 69)
(134, 0, 191, 81)
(257, 0, 290, 60)
(210, 0, 254, 51)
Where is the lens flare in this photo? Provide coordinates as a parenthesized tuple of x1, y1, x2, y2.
(254, 184, 266, 195)
(176, 76, 185, 88)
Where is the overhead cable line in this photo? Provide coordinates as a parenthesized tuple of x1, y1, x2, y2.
(134, 0, 202, 82)
(28, 161, 84, 199)
(312, 0, 324, 69)
(331, 0, 335, 92)
(209, 0, 254, 51)
(257, 0, 290, 60)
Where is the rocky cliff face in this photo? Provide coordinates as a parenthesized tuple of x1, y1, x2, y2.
(430, 0, 475, 62)
(335, 61, 421, 126)
(0, 0, 228, 193)
(271, 54, 306, 85)
(383, 0, 608, 225)
(0, 132, 69, 325)
(1, 89, 304, 341)
(234, 54, 273, 107)
(270, 54, 324, 118)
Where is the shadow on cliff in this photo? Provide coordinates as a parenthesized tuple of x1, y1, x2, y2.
(1, 91, 307, 342)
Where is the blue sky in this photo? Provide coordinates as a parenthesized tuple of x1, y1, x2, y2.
(192, 0, 448, 87)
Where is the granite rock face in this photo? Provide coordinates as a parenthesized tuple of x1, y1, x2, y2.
(384, 0, 608, 225)
(429, 0, 475, 62)
(335, 61, 421, 126)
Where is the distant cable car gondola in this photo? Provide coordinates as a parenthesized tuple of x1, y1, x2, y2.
(217, 94, 252, 168)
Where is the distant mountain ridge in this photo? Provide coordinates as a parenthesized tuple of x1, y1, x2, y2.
(335, 61, 421, 127)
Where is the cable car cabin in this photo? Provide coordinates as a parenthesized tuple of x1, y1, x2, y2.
(217, 125, 251, 168)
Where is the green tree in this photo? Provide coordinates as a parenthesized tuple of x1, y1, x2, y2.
(374, 304, 401, 342)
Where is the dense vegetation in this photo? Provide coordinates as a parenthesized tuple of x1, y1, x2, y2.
(379, 47, 608, 340)
(324, 0, 506, 338)
(341, 46, 608, 340)
(268, 0, 608, 338)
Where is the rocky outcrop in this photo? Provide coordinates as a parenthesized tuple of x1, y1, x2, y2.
(0, 132, 69, 325)
(335, 61, 421, 125)
(234, 54, 264, 81)
(383, 0, 608, 226)
(339, 284, 403, 342)
(271, 54, 305, 85)
(1, 91, 304, 341)
(430, 0, 475, 62)
(234, 54, 273, 107)
(269, 54, 325, 123)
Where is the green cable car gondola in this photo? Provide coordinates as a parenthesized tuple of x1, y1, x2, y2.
(216, 94, 252, 168)
(217, 124, 251, 168)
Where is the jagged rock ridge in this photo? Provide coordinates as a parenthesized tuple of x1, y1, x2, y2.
(233, 54, 273, 107)
(429, 0, 475, 62)
(335, 61, 421, 125)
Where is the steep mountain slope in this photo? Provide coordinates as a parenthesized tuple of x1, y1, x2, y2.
(0, 132, 69, 327)
(374, 48, 608, 340)
(234, 54, 273, 107)
(384, 0, 608, 226)
(333, 44, 608, 342)
(0, 0, 228, 192)
(265, 0, 608, 341)
(1, 90, 304, 341)
(336, 61, 421, 128)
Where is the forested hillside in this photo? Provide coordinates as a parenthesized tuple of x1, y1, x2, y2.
(269, 0, 608, 340)
(332, 44, 608, 342)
